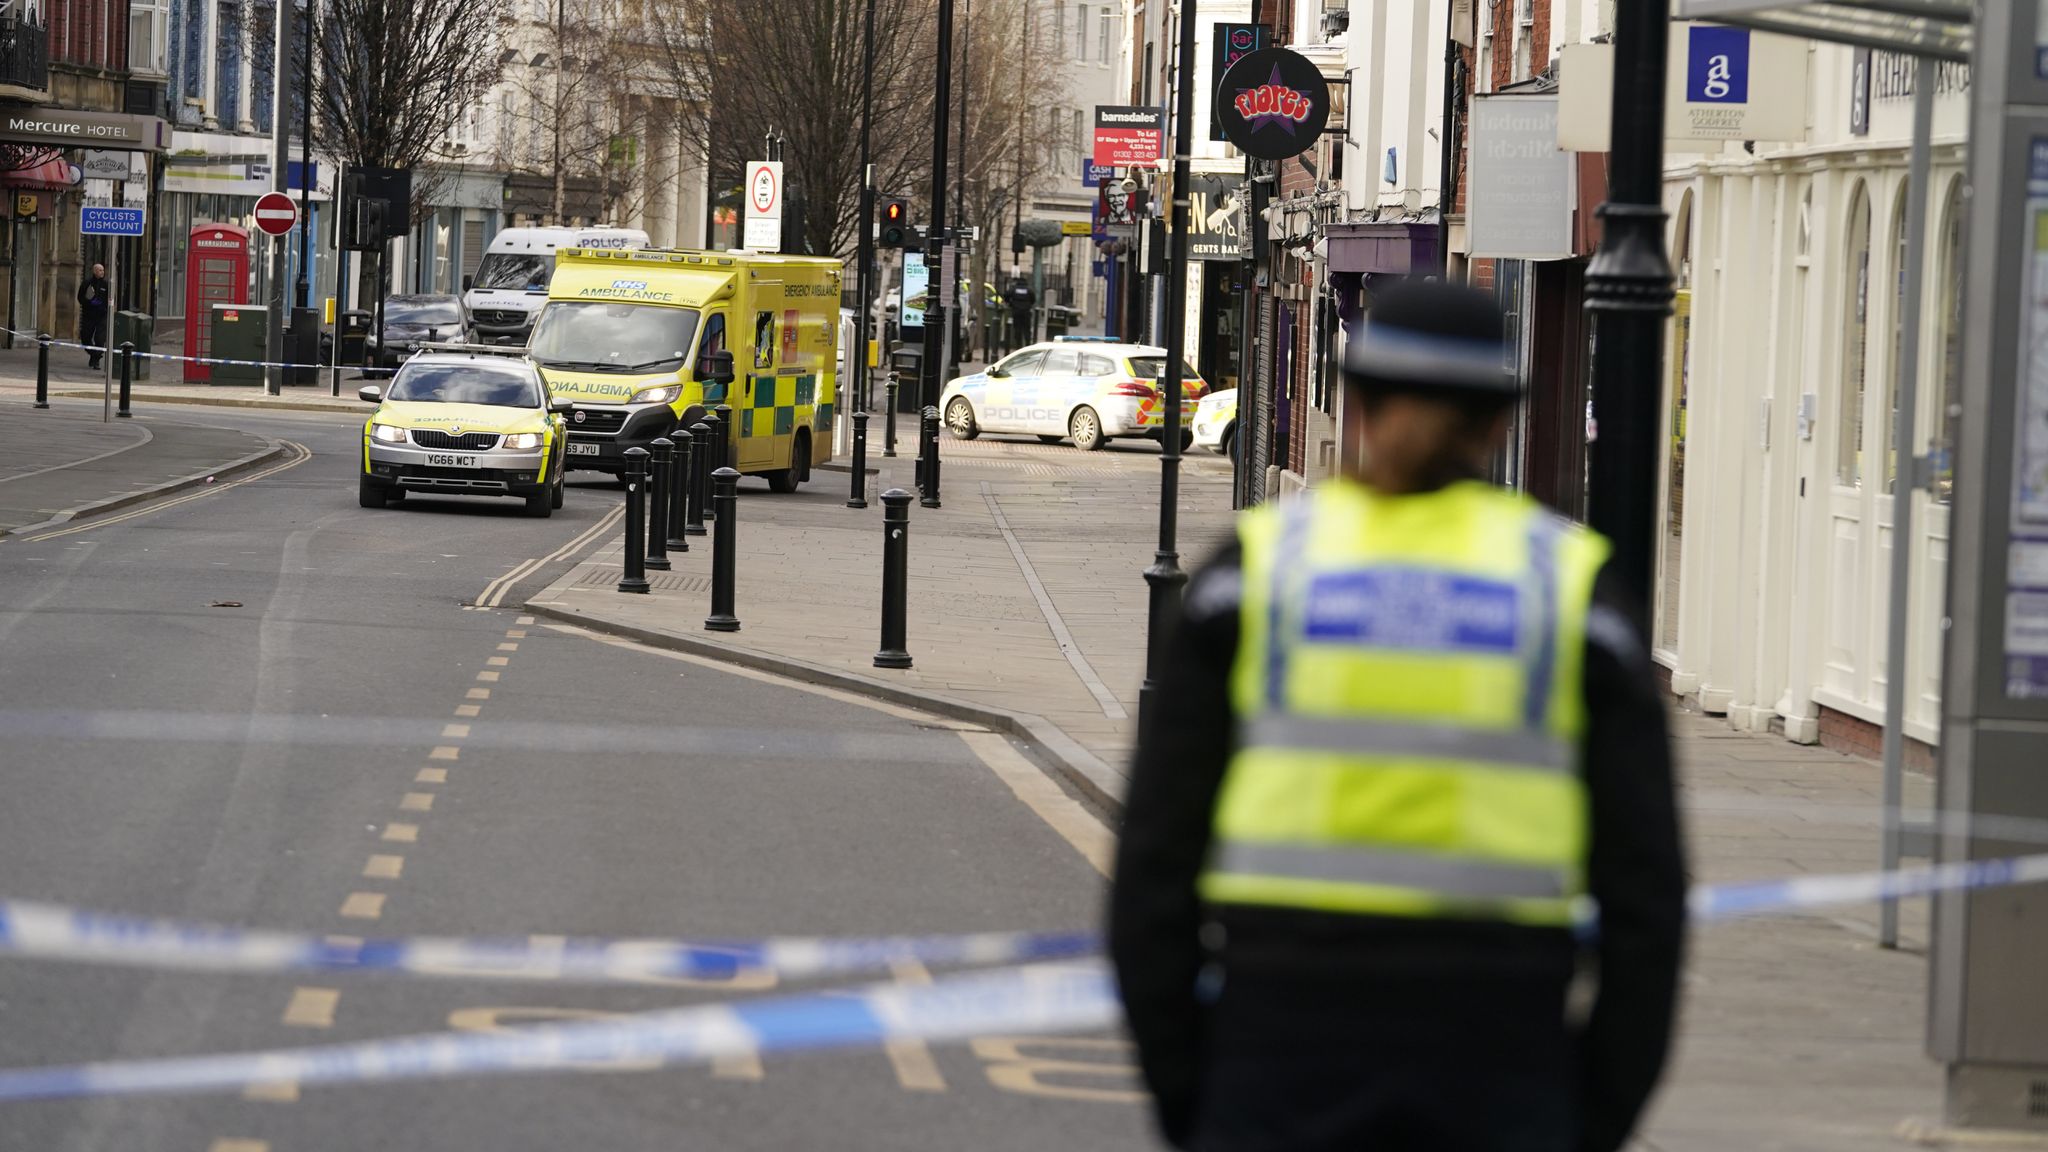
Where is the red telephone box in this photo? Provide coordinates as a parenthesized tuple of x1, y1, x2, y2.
(183, 223, 250, 382)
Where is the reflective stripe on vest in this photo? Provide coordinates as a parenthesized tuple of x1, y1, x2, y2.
(1201, 480, 1609, 928)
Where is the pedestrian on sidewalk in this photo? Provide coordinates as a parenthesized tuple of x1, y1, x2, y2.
(1109, 280, 1687, 1152)
(77, 262, 110, 370)
(1004, 276, 1034, 354)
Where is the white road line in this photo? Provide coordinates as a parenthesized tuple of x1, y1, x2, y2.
(979, 482, 1129, 720)
(478, 504, 624, 609)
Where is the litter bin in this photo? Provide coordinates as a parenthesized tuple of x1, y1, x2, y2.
(889, 347, 924, 414)
(208, 303, 267, 385)
(1044, 304, 1080, 339)
(113, 310, 152, 380)
(338, 310, 372, 371)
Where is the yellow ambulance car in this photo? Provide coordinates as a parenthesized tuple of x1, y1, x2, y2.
(525, 248, 841, 492)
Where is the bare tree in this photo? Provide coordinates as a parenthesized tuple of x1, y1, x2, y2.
(315, 0, 512, 217)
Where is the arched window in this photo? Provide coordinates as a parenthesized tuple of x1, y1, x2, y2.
(1838, 182, 1872, 488)
(1932, 177, 1964, 502)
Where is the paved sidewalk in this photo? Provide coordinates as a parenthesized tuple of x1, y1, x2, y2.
(0, 397, 282, 534)
(0, 341, 369, 413)
(523, 434, 2002, 1149)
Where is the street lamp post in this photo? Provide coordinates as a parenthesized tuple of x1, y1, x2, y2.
(1136, 0, 1199, 729)
(297, 0, 314, 311)
(916, 0, 956, 507)
(852, 0, 877, 436)
(1583, 0, 1675, 638)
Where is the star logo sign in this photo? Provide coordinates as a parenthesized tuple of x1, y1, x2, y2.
(1233, 65, 1314, 136)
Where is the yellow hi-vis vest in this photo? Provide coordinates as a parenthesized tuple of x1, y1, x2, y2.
(1199, 479, 1609, 928)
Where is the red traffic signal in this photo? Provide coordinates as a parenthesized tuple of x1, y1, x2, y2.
(880, 198, 912, 248)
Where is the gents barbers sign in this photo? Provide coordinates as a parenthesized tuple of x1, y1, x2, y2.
(1215, 47, 1331, 161)
(0, 109, 168, 151)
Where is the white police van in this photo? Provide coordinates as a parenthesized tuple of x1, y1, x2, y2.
(463, 226, 650, 346)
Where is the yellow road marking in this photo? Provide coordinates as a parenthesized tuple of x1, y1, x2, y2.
(466, 687, 491, 700)
(957, 731, 1112, 876)
(883, 960, 947, 1092)
(476, 505, 624, 608)
(381, 822, 419, 843)
(969, 1037, 1145, 1103)
(518, 615, 535, 624)
(711, 1049, 765, 1081)
(441, 723, 471, 738)
(486, 656, 511, 667)
(454, 704, 482, 718)
(241, 1080, 299, 1102)
(339, 892, 386, 920)
(363, 854, 405, 879)
(430, 745, 460, 760)
(476, 671, 500, 682)
(497, 642, 519, 652)
(210, 1139, 272, 1150)
(400, 792, 435, 812)
(416, 767, 448, 784)
(282, 987, 340, 1028)
(506, 629, 528, 638)
(18, 441, 313, 543)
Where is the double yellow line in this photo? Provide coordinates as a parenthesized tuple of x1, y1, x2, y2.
(15, 441, 313, 544)
(474, 502, 626, 610)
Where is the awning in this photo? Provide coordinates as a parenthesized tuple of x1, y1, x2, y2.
(1325, 221, 1438, 275)
(1, 156, 78, 188)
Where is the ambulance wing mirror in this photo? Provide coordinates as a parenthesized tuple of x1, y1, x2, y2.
(549, 398, 574, 415)
(462, 274, 474, 292)
(700, 349, 735, 386)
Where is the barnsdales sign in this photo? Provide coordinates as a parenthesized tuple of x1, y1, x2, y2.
(1215, 47, 1331, 161)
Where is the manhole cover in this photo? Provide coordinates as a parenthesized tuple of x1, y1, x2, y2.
(578, 569, 711, 593)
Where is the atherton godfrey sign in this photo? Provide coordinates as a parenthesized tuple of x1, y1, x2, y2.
(1091, 106, 1164, 168)
(1215, 47, 1331, 161)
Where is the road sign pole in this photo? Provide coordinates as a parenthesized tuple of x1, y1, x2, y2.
(101, 239, 116, 423)
(265, 0, 293, 397)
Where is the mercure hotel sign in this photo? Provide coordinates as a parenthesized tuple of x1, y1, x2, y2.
(0, 109, 168, 151)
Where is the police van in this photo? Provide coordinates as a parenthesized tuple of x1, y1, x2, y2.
(528, 248, 840, 492)
(464, 226, 650, 345)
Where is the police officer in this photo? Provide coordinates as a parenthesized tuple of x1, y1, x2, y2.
(1109, 280, 1686, 1152)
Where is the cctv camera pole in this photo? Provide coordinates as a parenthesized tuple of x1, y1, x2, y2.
(917, 0, 956, 507)
(264, 0, 294, 396)
(1138, 0, 1198, 731)
(852, 0, 877, 440)
(1583, 0, 1675, 638)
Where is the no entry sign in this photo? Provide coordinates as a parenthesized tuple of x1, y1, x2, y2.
(254, 191, 299, 236)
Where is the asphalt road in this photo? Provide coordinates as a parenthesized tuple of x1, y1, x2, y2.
(0, 402, 1152, 1152)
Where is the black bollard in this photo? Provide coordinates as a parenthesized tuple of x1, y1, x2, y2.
(618, 447, 652, 594)
(686, 420, 711, 535)
(919, 405, 942, 509)
(33, 332, 49, 409)
(712, 403, 734, 473)
(116, 342, 134, 418)
(847, 410, 869, 510)
(883, 373, 898, 457)
(874, 489, 913, 669)
(667, 426, 692, 552)
(705, 467, 741, 632)
(646, 437, 673, 571)
(701, 409, 726, 521)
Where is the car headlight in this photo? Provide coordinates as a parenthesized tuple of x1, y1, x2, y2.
(370, 423, 409, 444)
(633, 385, 681, 404)
(503, 432, 544, 450)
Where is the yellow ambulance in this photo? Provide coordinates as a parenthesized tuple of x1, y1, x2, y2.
(526, 248, 841, 492)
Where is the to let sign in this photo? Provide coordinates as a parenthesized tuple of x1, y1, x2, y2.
(1092, 106, 1164, 169)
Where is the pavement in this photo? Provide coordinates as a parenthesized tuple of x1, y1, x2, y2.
(0, 390, 2022, 1149)
(0, 337, 370, 414)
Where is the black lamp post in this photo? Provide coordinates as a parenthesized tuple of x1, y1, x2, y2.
(851, 0, 877, 429)
(1136, 0, 1199, 729)
(297, 0, 314, 311)
(916, 0, 956, 504)
(1583, 0, 1675, 639)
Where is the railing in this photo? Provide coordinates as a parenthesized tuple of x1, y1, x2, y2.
(0, 16, 49, 94)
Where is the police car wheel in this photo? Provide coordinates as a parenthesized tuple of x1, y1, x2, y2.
(946, 398, 979, 440)
(1069, 406, 1105, 452)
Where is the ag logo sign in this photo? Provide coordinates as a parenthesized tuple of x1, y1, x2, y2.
(1215, 47, 1330, 161)
(1685, 26, 1749, 104)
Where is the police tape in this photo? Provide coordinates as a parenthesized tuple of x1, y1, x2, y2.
(2, 852, 2048, 1102)
(0, 960, 1121, 1102)
(0, 899, 1095, 984)
(7, 326, 346, 373)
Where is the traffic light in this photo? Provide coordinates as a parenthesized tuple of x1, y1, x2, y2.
(880, 198, 911, 248)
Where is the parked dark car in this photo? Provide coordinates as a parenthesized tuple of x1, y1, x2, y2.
(366, 295, 468, 371)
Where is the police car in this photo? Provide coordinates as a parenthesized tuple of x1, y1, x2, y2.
(1192, 387, 1238, 456)
(940, 338, 1204, 451)
(357, 347, 572, 517)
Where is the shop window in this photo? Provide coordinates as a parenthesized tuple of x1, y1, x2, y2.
(1932, 177, 1963, 503)
(1837, 182, 1871, 488)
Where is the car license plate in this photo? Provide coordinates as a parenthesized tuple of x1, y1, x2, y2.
(566, 443, 601, 457)
(425, 454, 478, 467)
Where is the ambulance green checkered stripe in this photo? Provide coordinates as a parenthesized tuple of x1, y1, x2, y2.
(774, 406, 795, 435)
(755, 377, 777, 407)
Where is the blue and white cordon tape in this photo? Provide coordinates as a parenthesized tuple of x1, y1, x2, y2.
(8, 326, 362, 373)
(0, 960, 1121, 1102)
(0, 899, 1094, 984)
(0, 851, 2043, 1103)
